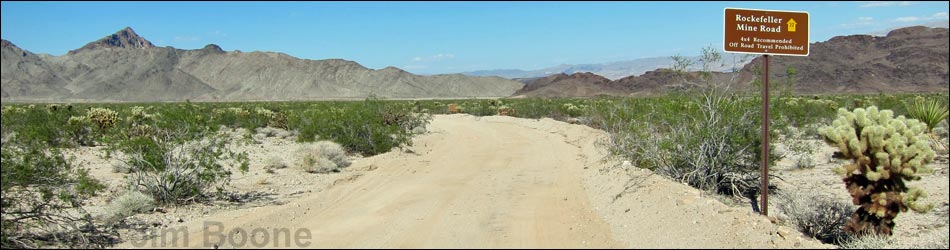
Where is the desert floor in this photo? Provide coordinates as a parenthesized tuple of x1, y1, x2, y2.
(66, 114, 945, 248)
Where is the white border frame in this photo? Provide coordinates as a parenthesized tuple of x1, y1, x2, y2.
(723, 7, 810, 56)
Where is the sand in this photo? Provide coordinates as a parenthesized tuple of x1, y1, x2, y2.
(63, 114, 947, 248)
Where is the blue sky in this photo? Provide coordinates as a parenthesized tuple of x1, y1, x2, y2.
(2, 1, 948, 74)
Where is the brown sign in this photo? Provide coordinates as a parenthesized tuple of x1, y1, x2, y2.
(724, 8, 809, 56)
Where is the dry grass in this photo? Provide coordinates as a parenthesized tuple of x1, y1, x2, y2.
(294, 141, 350, 173)
(102, 191, 155, 225)
(776, 190, 854, 244)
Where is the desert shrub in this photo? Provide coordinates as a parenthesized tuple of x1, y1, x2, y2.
(1, 105, 80, 147)
(783, 127, 820, 169)
(636, 90, 763, 197)
(838, 233, 895, 249)
(905, 97, 948, 133)
(777, 191, 854, 244)
(774, 96, 838, 136)
(0, 131, 12, 146)
(119, 129, 249, 205)
(256, 127, 282, 138)
(818, 106, 936, 235)
(295, 141, 349, 173)
(66, 115, 97, 146)
(152, 103, 215, 138)
(292, 98, 431, 156)
(840, 229, 949, 249)
(1, 142, 107, 248)
(111, 160, 132, 174)
(264, 156, 288, 172)
(102, 190, 155, 225)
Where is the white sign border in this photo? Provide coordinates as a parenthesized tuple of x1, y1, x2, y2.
(723, 7, 811, 57)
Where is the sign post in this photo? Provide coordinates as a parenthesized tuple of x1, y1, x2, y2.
(723, 7, 809, 216)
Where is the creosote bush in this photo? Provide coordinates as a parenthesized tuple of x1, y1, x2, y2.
(618, 90, 763, 197)
(1, 142, 106, 248)
(819, 106, 936, 236)
(120, 129, 249, 205)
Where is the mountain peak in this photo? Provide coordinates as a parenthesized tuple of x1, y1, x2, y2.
(200, 44, 225, 54)
(1, 39, 13, 48)
(70, 27, 155, 53)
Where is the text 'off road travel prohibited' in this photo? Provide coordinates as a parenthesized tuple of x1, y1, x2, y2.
(724, 8, 809, 56)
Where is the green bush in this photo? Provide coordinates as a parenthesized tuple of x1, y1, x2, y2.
(120, 129, 249, 205)
(291, 98, 431, 156)
(1, 142, 105, 248)
(599, 90, 765, 197)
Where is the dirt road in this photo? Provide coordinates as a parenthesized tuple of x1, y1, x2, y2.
(124, 114, 828, 248)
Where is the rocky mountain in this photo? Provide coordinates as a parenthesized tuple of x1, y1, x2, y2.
(0, 39, 71, 100)
(462, 54, 755, 80)
(515, 26, 948, 97)
(744, 26, 948, 94)
(1, 27, 524, 102)
(70, 27, 155, 53)
(513, 69, 747, 98)
(512, 72, 620, 97)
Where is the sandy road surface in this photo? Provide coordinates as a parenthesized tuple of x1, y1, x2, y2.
(128, 114, 622, 248)
(124, 114, 827, 249)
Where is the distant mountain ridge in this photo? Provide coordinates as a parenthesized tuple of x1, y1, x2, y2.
(3, 26, 946, 101)
(1, 27, 524, 102)
(514, 26, 948, 97)
(462, 54, 755, 81)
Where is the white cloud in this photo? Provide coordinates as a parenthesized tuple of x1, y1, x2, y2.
(839, 16, 878, 28)
(402, 65, 429, 70)
(411, 53, 455, 62)
(894, 16, 922, 22)
(891, 11, 949, 23)
(859, 1, 914, 8)
(173, 36, 200, 42)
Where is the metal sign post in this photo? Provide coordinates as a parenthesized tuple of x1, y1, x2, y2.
(761, 54, 769, 216)
(724, 7, 809, 216)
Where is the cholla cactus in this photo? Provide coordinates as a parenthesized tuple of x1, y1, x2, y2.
(128, 106, 157, 125)
(2, 106, 26, 115)
(253, 107, 288, 129)
(496, 105, 516, 116)
(562, 103, 586, 117)
(45, 104, 62, 112)
(818, 106, 935, 236)
(213, 107, 250, 117)
(87, 107, 119, 130)
(254, 107, 275, 118)
(128, 124, 155, 138)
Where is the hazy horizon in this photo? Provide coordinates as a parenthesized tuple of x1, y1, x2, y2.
(2, 1, 948, 74)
